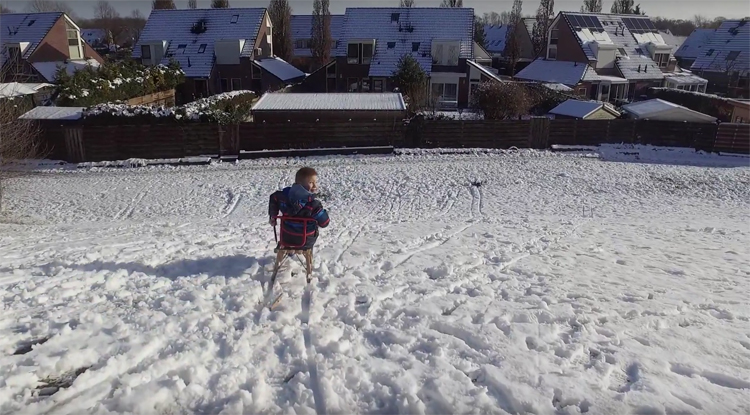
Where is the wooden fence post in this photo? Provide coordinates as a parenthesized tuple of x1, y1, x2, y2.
(528, 117, 550, 149)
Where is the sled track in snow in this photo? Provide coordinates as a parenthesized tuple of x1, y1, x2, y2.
(469, 184, 484, 218)
(113, 190, 148, 220)
(221, 189, 242, 218)
(301, 286, 327, 415)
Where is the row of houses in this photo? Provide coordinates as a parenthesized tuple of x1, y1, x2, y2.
(2, 7, 747, 111)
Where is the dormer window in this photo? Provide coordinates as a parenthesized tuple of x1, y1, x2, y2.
(231, 14, 239, 24)
(66, 23, 82, 59)
(387, 42, 396, 49)
(198, 44, 207, 53)
(412, 42, 420, 52)
(347, 41, 375, 64)
(391, 13, 400, 23)
(177, 44, 187, 54)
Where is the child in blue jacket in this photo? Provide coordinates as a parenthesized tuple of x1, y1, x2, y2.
(268, 167, 330, 250)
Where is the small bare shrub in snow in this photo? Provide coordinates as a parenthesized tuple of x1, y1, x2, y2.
(0, 91, 45, 212)
(471, 82, 532, 120)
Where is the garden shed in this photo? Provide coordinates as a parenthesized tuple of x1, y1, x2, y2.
(548, 100, 620, 120)
(251, 92, 407, 123)
(622, 99, 717, 123)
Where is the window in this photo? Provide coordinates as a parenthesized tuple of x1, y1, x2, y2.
(198, 44, 207, 53)
(231, 14, 239, 24)
(550, 28, 559, 45)
(347, 42, 374, 64)
(446, 44, 459, 66)
(326, 63, 336, 78)
(177, 44, 187, 54)
(220, 78, 229, 92)
(391, 13, 400, 23)
(347, 77, 359, 92)
(67, 26, 82, 59)
(231, 78, 242, 90)
(141, 45, 151, 59)
(726, 51, 740, 61)
(655, 53, 669, 68)
(577, 87, 587, 96)
(432, 43, 444, 64)
(618, 48, 627, 56)
(600, 83, 610, 101)
(412, 42, 420, 52)
(361, 78, 370, 92)
(373, 79, 383, 92)
(252, 64, 261, 79)
(548, 46, 557, 60)
(295, 39, 307, 49)
(362, 43, 373, 64)
(431, 82, 458, 103)
(387, 42, 396, 49)
(347, 43, 359, 64)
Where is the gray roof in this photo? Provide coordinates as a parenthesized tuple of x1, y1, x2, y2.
(32, 59, 101, 82)
(483, 24, 509, 54)
(0, 12, 62, 66)
(560, 12, 665, 81)
(254, 57, 305, 82)
(691, 20, 749, 76)
(19, 106, 84, 120)
(674, 28, 715, 60)
(515, 59, 595, 86)
(335, 7, 474, 77)
(252, 92, 406, 111)
(132, 8, 266, 78)
(291, 14, 344, 58)
(82, 28, 107, 46)
(658, 30, 687, 54)
(467, 60, 503, 82)
(549, 99, 619, 118)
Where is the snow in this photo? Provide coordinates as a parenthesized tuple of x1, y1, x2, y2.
(622, 99, 717, 123)
(514, 59, 593, 86)
(252, 93, 406, 111)
(0, 12, 61, 65)
(548, 99, 619, 119)
(483, 24, 509, 54)
(19, 106, 84, 121)
(31, 60, 102, 83)
(674, 28, 716, 60)
(690, 20, 749, 76)
(83, 90, 254, 120)
(0, 83, 38, 98)
(1, 150, 750, 414)
(253, 57, 306, 82)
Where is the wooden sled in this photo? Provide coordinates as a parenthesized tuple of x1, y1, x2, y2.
(271, 215, 316, 284)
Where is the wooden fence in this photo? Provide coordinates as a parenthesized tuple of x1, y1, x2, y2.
(39, 119, 750, 163)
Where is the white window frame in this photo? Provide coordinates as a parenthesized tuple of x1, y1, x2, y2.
(431, 82, 458, 105)
(547, 46, 557, 60)
(66, 26, 82, 60)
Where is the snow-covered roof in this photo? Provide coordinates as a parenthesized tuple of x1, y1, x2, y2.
(515, 59, 594, 86)
(132, 8, 266, 78)
(543, 83, 573, 92)
(622, 98, 716, 122)
(0, 82, 39, 98)
(254, 57, 305, 82)
(336, 7, 474, 77)
(32, 59, 101, 82)
(0, 12, 62, 66)
(82, 28, 107, 45)
(19, 106, 84, 120)
(691, 19, 749, 76)
(483, 24, 508, 54)
(560, 12, 665, 81)
(549, 99, 619, 118)
(658, 30, 686, 54)
(252, 92, 406, 111)
(663, 70, 708, 85)
(290, 14, 344, 58)
(674, 28, 715, 60)
(467, 60, 503, 82)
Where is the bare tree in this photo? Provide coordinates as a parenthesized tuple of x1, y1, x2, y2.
(610, 0, 634, 14)
(94, 1, 121, 47)
(0, 76, 45, 212)
(481, 11, 511, 26)
(692, 15, 710, 28)
(310, 0, 331, 71)
(188, 0, 198, 8)
(152, 0, 176, 9)
(531, 0, 553, 56)
(504, 0, 523, 75)
(26, 0, 75, 17)
(439, 0, 463, 7)
(211, 0, 229, 8)
(269, 0, 293, 61)
(399, 0, 415, 7)
(0, 4, 13, 13)
(580, 0, 602, 13)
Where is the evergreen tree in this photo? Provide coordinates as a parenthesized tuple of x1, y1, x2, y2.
(269, 0, 294, 61)
(580, 0, 602, 13)
(310, 0, 331, 70)
(211, 0, 229, 8)
(531, 0, 554, 56)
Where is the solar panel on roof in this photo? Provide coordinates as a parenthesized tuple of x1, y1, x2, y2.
(583, 16, 595, 28)
(569, 15, 581, 27)
(593, 17, 603, 29)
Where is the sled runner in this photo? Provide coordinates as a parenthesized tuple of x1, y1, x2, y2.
(265, 216, 316, 310)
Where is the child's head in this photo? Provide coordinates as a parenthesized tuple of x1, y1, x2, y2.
(295, 167, 319, 193)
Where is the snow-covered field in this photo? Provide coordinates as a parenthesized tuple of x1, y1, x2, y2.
(1, 149, 749, 415)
